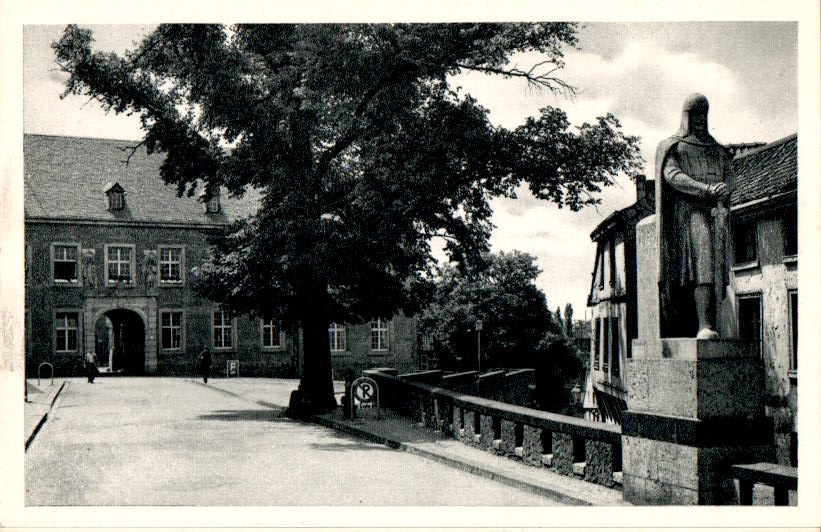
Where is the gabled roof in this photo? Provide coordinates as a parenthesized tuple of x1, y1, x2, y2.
(589, 180, 655, 242)
(731, 133, 797, 207)
(24, 134, 260, 225)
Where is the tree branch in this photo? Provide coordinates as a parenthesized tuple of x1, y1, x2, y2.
(312, 60, 419, 183)
(456, 63, 576, 95)
(118, 140, 147, 166)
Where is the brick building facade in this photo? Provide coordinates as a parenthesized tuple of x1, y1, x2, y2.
(24, 134, 420, 378)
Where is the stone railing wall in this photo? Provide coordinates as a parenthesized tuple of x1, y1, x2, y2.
(364, 368, 622, 488)
(441, 371, 479, 394)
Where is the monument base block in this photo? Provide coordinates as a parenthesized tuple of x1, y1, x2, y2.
(623, 338, 775, 505)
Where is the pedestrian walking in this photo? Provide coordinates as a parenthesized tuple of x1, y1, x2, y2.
(84, 351, 98, 383)
(198, 347, 211, 383)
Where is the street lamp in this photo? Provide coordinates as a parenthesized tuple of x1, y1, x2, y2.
(476, 320, 483, 374)
(571, 382, 584, 406)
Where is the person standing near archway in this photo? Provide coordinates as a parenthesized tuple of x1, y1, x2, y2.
(84, 351, 98, 383)
(198, 346, 211, 384)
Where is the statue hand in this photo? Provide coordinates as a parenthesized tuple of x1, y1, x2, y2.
(710, 182, 729, 199)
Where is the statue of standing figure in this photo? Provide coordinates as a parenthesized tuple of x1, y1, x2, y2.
(655, 93, 734, 339)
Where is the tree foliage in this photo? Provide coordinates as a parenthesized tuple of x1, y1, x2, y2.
(53, 23, 643, 411)
(418, 251, 560, 370)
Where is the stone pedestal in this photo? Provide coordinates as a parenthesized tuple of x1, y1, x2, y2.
(623, 339, 774, 505)
(635, 215, 659, 341)
(623, 215, 774, 504)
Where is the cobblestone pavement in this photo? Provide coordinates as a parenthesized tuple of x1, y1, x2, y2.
(25, 377, 560, 506)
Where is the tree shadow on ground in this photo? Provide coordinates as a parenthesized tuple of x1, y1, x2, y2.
(308, 439, 388, 452)
(197, 408, 287, 422)
(319, 408, 453, 445)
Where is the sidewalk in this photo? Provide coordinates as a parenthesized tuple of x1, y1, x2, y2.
(203, 377, 627, 505)
(305, 407, 629, 506)
(24, 378, 66, 449)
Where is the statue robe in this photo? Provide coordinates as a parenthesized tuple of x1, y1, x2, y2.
(655, 134, 734, 337)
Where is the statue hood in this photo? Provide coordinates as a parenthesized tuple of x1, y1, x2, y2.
(672, 92, 718, 147)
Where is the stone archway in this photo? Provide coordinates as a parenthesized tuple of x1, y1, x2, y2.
(94, 308, 146, 375)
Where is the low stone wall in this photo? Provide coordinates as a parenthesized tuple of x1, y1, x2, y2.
(503, 369, 535, 406)
(399, 370, 444, 386)
(442, 371, 478, 395)
(366, 368, 623, 489)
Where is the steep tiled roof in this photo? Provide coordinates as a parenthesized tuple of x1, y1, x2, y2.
(731, 133, 797, 207)
(24, 134, 260, 225)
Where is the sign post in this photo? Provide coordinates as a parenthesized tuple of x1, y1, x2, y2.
(350, 376, 380, 420)
(226, 360, 239, 378)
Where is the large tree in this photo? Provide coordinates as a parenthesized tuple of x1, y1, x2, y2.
(418, 250, 560, 371)
(53, 23, 642, 412)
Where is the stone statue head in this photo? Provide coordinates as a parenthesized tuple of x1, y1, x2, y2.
(680, 92, 710, 138)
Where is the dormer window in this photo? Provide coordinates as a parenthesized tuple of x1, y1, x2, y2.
(199, 188, 221, 214)
(104, 182, 125, 211)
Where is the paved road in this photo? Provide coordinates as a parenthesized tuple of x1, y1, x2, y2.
(25, 377, 559, 506)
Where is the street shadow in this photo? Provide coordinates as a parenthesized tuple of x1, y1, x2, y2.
(197, 408, 287, 422)
(309, 439, 387, 452)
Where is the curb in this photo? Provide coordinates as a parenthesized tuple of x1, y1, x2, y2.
(25, 381, 66, 451)
(302, 412, 595, 506)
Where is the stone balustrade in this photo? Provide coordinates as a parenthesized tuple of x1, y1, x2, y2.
(363, 368, 622, 488)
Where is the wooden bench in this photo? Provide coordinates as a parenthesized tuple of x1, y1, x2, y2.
(731, 462, 797, 506)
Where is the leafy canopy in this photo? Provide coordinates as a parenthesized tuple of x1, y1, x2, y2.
(53, 23, 642, 325)
(419, 250, 560, 370)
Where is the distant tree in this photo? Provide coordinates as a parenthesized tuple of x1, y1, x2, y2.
(564, 302, 574, 336)
(555, 306, 562, 332)
(419, 251, 560, 370)
(533, 331, 583, 413)
(53, 23, 642, 412)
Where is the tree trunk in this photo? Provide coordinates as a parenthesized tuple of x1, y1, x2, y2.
(291, 310, 337, 414)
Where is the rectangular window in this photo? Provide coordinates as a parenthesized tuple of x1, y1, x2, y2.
(593, 318, 601, 370)
(328, 322, 347, 352)
(371, 318, 389, 351)
(614, 242, 626, 293)
(160, 311, 183, 350)
(737, 295, 762, 356)
(53, 244, 79, 283)
(789, 291, 797, 371)
(159, 246, 184, 284)
(733, 222, 757, 265)
(55, 312, 79, 352)
(106, 245, 133, 284)
(213, 310, 234, 350)
(610, 317, 620, 378)
(261, 318, 282, 349)
(784, 208, 797, 257)
(602, 317, 610, 372)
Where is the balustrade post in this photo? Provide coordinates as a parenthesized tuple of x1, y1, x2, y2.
(500, 420, 517, 455)
(552, 432, 575, 476)
(452, 406, 463, 438)
(585, 440, 617, 487)
(479, 414, 496, 449)
(522, 425, 544, 466)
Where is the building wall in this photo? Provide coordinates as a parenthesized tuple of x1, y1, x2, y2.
(25, 220, 298, 377)
(25, 220, 419, 378)
(327, 315, 419, 379)
(730, 209, 797, 464)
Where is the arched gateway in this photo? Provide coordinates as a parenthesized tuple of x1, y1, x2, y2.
(93, 309, 146, 374)
(84, 298, 158, 375)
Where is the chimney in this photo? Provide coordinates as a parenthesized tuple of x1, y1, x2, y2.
(635, 174, 647, 202)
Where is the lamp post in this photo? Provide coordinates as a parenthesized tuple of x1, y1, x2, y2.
(571, 382, 583, 406)
(476, 319, 483, 374)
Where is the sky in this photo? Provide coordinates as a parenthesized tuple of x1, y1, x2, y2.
(23, 22, 798, 317)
